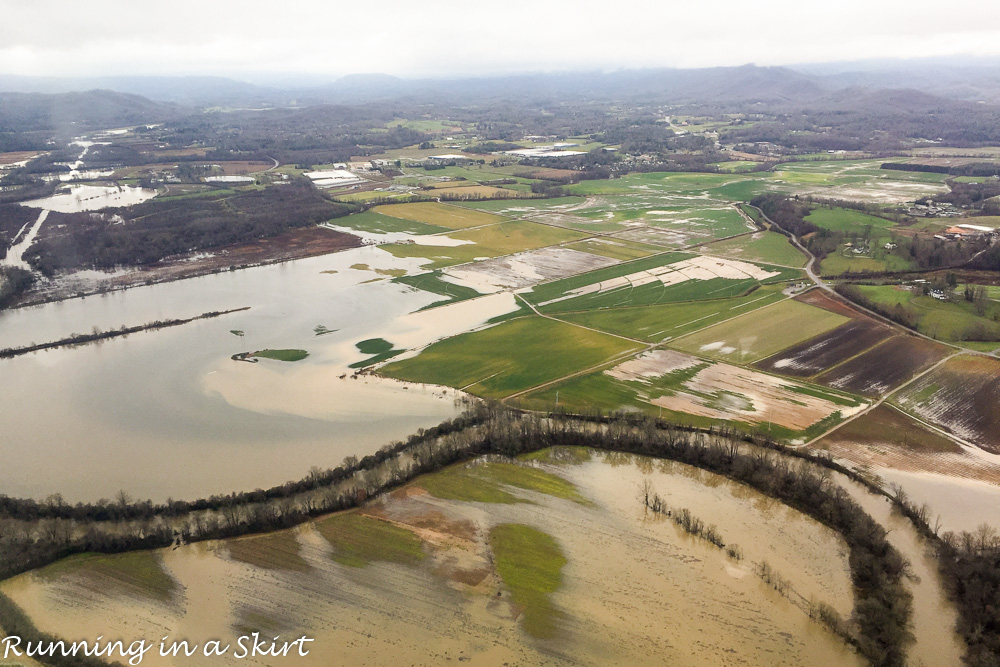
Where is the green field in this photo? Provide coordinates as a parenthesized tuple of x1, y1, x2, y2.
(417, 461, 588, 505)
(853, 284, 1000, 342)
(315, 512, 426, 568)
(805, 207, 896, 233)
(669, 299, 849, 363)
(489, 524, 567, 638)
(350, 338, 404, 368)
(453, 196, 586, 214)
(36, 551, 177, 603)
(817, 246, 914, 276)
(379, 316, 641, 398)
(374, 201, 504, 229)
(700, 232, 807, 267)
(557, 285, 789, 342)
(381, 220, 587, 268)
(523, 252, 799, 314)
(253, 349, 309, 362)
(393, 270, 483, 309)
(332, 210, 449, 235)
(523, 253, 693, 307)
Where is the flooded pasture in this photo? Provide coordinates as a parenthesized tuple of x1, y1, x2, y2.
(2, 452, 873, 666)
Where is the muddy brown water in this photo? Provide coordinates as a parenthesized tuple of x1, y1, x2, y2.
(2, 453, 874, 666)
(0, 246, 516, 502)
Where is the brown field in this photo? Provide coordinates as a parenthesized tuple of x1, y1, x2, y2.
(816, 335, 950, 396)
(794, 288, 870, 318)
(903, 157, 992, 167)
(433, 185, 516, 198)
(631, 351, 865, 431)
(755, 319, 894, 378)
(111, 163, 180, 178)
(895, 355, 1000, 453)
(0, 150, 41, 165)
(514, 167, 578, 181)
(145, 148, 210, 158)
(209, 161, 275, 175)
(813, 405, 1000, 485)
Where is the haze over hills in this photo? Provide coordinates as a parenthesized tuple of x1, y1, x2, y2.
(3, 59, 1000, 110)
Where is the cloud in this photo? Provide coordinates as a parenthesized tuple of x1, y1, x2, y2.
(3, 0, 1000, 78)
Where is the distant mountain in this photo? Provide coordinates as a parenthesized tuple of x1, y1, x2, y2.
(2, 61, 1000, 114)
(0, 90, 181, 134)
(0, 75, 288, 108)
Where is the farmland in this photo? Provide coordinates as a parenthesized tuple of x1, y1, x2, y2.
(700, 230, 808, 267)
(815, 335, 949, 395)
(518, 349, 864, 438)
(521, 252, 798, 314)
(379, 316, 641, 398)
(380, 220, 588, 268)
(557, 284, 788, 342)
(894, 355, 1000, 453)
(373, 202, 504, 229)
(669, 298, 849, 363)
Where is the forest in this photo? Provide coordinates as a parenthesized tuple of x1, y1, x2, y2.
(24, 179, 357, 274)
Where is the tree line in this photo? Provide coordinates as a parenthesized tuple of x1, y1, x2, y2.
(24, 179, 358, 275)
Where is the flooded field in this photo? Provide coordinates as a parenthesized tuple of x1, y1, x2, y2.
(2, 452, 869, 666)
(0, 245, 518, 501)
(894, 355, 1000, 453)
(21, 183, 157, 213)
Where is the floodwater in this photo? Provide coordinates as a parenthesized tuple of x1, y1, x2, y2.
(832, 474, 966, 667)
(0, 245, 516, 501)
(1, 452, 867, 666)
(20, 183, 157, 213)
(1, 209, 48, 270)
(878, 468, 1000, 534)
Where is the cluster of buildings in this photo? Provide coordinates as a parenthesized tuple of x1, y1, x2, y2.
(936, 223, 999, 241)
(907, 201, 961, 218)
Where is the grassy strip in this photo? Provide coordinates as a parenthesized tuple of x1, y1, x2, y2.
(489, 524, 567, 639)
(315, 512, 425, 568)
(418, 461, 589, 505)
(393, 270, 483, 309)
(251, 349, 308, 362)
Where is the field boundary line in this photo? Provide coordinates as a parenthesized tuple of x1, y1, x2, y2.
(797, 351, 965, 449)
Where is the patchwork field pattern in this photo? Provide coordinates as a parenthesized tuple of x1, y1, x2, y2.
(519, 348, 864, 437)
(525, 253, 795, 314)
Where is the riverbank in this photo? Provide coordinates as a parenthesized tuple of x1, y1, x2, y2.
(5, 226, 361, 309)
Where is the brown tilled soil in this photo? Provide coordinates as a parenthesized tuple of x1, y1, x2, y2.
(794, 288, 876, 319)
(815, 335, 950, 396)
(755, 319, 894, 378)
(898, 355, 1000, 453)
(0, 150, 41, 165)
(813, 406, 1000, 485)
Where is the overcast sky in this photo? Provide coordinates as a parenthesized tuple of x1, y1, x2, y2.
(3, 0, 1000, 80)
